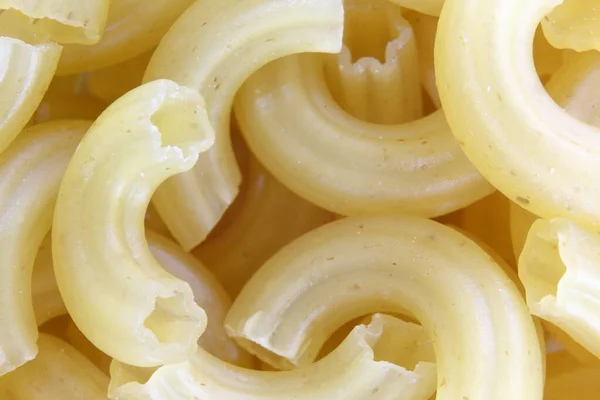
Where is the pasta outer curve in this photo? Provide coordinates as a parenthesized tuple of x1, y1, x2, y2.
(0, 37, 61, 153)
(235, 55, 493, 217)
(0, 334, 108, 400)
(324, 0, 422, 125)
(195, 156, 334, 297)
(32, 236, 66, 327)
(541, 0, 600, 52)
(225, 216, 543, 399)
(57, 0, 193, 75)
(519, 217, 600, 359)
(436, 0, 600, 227)
(0, 0, 108, 44)
(52, 80, 215, 367)
(143, 0, 344, 250)
(0, 120, 88, 376)
(388, 0, 444, 16)
(108, 313, 436, 400)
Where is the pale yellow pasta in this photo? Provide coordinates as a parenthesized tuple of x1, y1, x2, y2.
(0, 334, 108, 399)
(0, 120, 88, 376)
(143, 0, 344, 250)
(388, 0, 443, 17)
(541, 0, 600, 52)
(225, 216, 543, 399)
(52, 80, 214, 367)
(235, 54, 493, 217)
(324, 0, 422, 124)
(56, 0, 193, 75)
(519, 218, 600, 359)
(510, 201, 539, 261)
(0, 37, 61, 153)
(87, 51, 152, 103)
(195, 156, 333, 297)
(109, 313, 436, 400)
(32, 235, 66, 326)
(0, 0, 108, 44)
(436, 0, 600, 227)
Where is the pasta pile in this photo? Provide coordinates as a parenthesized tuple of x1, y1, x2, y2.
(0, 0, 599, 398)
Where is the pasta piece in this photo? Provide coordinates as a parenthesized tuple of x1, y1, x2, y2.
(195, 156, 334, 297)
(388, 0, 443, 17)
(461, 191, 515, 267)
(31, 75, 107, 124)
(32, 235, 66, 326)
(435, 0, 600, 227)
(225, 216, 543, 399)
(235, 54, 493, 217)
(0, 0, 108, 44)
(324, 0, 422, 124)
(0, 37, 61, 153)
(0, 120, 88, 376)
(52, 80, 214, 367)
(88, 51, 152, 103)
(403, 11, 440, 107)
(144, 0, 344, 250)
(541, 0, 600, 52)
(109, 313, 436, 400)
(0, 334, 108, 399)
(147, 231, 254, 368)
(519, 218, 600, 359)
(56, 0, 193, 75)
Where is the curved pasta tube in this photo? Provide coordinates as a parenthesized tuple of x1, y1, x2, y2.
(519, 218, 600, 359)
(225, 216, 543, 399)
(388, 0, 443, 17)
(57, 0, 192, 75)
(109, 313, 437, 400)
(541, 0, 600, 52)
(0, 334, 108, 400)
(147, 231, 254, 368)
(143, 0, 344, 250)
(461, 192, 515, 267)
(324, 0, 422, 124)
(52, 80, 215, 367)
(404, 11, 440, 108)
(88, 51, 152, 103)
(0, 120, 88, 376)
(195, 157, 334, 297)
(32, 235, 66, 326)
(0, 37, 61, 153)
(435, 0, 600, 227)
(0, 0, 108, 44)
(235, 54, 493, 217)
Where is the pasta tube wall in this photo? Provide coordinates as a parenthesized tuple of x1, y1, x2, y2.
(436, 0, 600, 229)
(0, 334, 109, 400)
(109, 313, 436, 400)
(57, 0, 192, 75)
(541, 0, 600, 52)
(143, 0, 344, 250)
(0, 37, 61, 153)
(0, 0, 108, 44)
(324, 0, 422, 124)
(52, 80, 214, 367)
(0, 120, 88, 376)
(235, 54, 493, 217)
(225, 216, 543, 399)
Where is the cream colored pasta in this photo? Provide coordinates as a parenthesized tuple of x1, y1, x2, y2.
(0, 120, 88, 375)
(143, 0, 344, 250)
